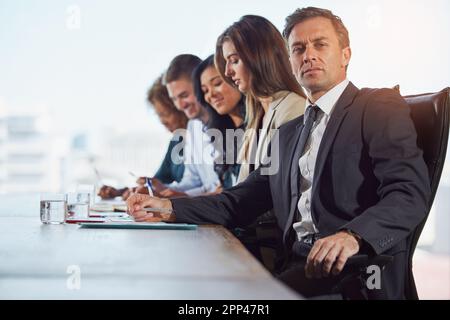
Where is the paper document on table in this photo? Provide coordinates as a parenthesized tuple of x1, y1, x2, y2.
(112, 204, 127, 212)
(90, 203, 114, 212)
(90, 203, 127, 212)
(89, 211, 125, 218)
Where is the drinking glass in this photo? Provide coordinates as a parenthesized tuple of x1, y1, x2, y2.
(40, 193, 67, 224)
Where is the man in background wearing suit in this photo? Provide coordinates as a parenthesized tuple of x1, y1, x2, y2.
(127, 7, 430, 299)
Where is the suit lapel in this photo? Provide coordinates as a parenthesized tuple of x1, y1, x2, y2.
(254, 107, 276, 168)
(283, 118, 305, 242)
(311, 83, 360, 202)
(289, 121, 306, 196)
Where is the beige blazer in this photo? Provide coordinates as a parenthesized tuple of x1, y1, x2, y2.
(237, 91, 306, 183)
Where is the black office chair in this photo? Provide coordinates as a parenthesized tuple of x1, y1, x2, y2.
(402, 87, 450, 299)
(332, 87, 450, 299)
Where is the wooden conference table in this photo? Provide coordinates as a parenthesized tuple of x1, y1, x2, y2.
(0, 194, 301, 299)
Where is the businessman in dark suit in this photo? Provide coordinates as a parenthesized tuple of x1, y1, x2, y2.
(127, 7, 430, 299)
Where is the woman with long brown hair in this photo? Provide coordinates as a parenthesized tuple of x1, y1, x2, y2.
(215, 15, 306, 183)
(215, 15, 306, 271)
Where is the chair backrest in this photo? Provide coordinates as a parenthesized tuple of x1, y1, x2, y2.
(403, 87, 450, 299)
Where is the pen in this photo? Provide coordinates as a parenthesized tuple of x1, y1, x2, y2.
(145, 177, 154, 197)
(142, 207, 173, 214)
(128, 171, 137, 178)
(94, 167, 102, 183)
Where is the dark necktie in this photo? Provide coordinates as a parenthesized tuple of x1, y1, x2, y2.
(294, 105, 320, 160)
(283, 105, 321, 244)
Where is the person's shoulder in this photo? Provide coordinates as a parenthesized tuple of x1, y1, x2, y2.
(276, 91, 307, 109)
(272, 91, 306, 127)
(357, 86, 403, 102)
(288, 91, 308, 103)
(355, 85, 409, 118)
(188, 118, 203, 125)
(278, 114, 304, 134)
(187, 118, 203, 131)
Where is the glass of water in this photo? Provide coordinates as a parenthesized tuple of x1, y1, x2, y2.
(66, 192, 90, 219)
(40, 193, 67, 224)
(77, 184, 96, 206)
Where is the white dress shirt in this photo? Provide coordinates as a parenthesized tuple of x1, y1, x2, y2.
(293, 79, 350, 240)
(166, 119, 220, 196)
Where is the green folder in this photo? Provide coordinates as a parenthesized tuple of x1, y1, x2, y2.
(79, 221, 197, 230)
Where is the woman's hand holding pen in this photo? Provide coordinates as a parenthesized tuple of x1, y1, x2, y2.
(126, 193, 175, 222)
(133, 182, 187, 198)
(135, 177, 146, 186)
(134, 176, 164, 191)
(147, 178, 166, 194)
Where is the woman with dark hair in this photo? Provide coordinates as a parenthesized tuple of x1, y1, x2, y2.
(215, 15, 306, 183)
(214, 15, 307, 272)
(192, 55, 245, 189)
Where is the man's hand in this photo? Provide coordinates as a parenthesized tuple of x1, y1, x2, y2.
(136, 177, 146, 186)
(305, 231, 361, 279)
(134, 177, 175, 197)
(98, 185, 120, 199)
(133, 185, 186, 199)
(135, 177, 165, 192)
(134, 186, 149, 195)
(150, 178, 167, 193)
(205, 185, 223, 195)
(126, 193, 175, 222)
(121, 187, 137, 201)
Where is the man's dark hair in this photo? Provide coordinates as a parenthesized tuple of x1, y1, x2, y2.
(163, 54, 202, 84)
(283, 7, 350, 48)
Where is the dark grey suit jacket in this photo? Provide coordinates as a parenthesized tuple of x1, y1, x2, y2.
(172, 82, 431, 299)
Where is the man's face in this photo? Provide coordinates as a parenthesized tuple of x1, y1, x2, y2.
(288, 17, 351, 99)
(166, 77, 202, 119)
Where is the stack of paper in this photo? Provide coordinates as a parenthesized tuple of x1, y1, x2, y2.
(90, 203, 127, 213)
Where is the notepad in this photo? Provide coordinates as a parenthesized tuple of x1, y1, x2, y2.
(89, 211, 125, 218)
(90, 204, 114, 212)
(90, 204, 127, 212)
(66, 217, 107, 224)
(79, 221, 197, 230)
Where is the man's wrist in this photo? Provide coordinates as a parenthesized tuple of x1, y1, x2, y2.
(116, 187, 129, 196)
(343, 229, 362, 248)
(162, 199, 176, 222)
